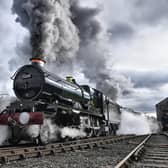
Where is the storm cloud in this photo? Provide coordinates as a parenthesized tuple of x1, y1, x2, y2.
(108, 22, 134, 41)
(98, 0, 168, 112)
(122, 71, 168, 89)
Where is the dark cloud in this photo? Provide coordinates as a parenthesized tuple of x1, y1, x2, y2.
(131, 0, 168, 25)
(118, 69, 168, 112)
(132, 102, 155, 112)
(122, 90, 132, 96)
(125, 71, 168, 88)
(108, 22, 134, 40)
(121, 92, 159, 112)
(12, 0, 30, 27)
(71, 1, 101, 43)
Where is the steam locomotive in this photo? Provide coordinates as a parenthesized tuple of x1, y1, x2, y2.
(0, 58, 121, 145)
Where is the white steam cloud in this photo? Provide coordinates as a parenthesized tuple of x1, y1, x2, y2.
(27, 118, 86, 143)
(61, 127, 86, 138)
(0, 96, 16, 111)
(27, 125, 40, 138)
(117, 109, 159, 135)
(0, 126, 9, 145)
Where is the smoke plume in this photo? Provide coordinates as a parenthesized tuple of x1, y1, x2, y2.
(12, 0, 133, 100)
(71, 1, 101, 43)
(71, 2, 133, 100)
(12, 0, 79, 64)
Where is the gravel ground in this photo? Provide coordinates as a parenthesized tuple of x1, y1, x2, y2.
(0, 136, 145, 168)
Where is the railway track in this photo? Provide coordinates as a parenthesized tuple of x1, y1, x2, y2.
(0, 135, 139, 164)
(114, 133, 168, 168)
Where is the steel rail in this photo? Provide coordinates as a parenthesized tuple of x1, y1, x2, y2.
(114, 134, 151, 168)
(0, 135, 138, 163)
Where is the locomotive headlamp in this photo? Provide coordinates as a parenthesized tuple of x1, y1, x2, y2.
(19, 112, 30, 125)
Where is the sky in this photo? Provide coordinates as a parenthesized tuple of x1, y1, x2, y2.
(0, 0, 168, 113)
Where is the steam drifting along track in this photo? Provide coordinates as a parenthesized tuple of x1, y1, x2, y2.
(114, 133, 168, 168)
(0, 135, 138, 164)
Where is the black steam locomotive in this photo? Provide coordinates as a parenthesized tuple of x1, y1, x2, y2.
(0, 58, 121, 144)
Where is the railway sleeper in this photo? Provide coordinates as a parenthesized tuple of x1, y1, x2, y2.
(86, 144, 93, 149)
(0, 156, 8, 163)
(145, 153, 168, 157)
(134, 162, 168, 168)
(142, 159, 168, 165)
(133, 145, 145, 161)
(50, 149, 56, 155)
(143, 156, 168, 160)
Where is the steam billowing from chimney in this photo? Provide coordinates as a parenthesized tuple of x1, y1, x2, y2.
(12, 0, 133, 100)
(12, 0, 79, 63)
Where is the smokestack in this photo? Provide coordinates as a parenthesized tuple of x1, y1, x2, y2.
(30, 58, 46, 67)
